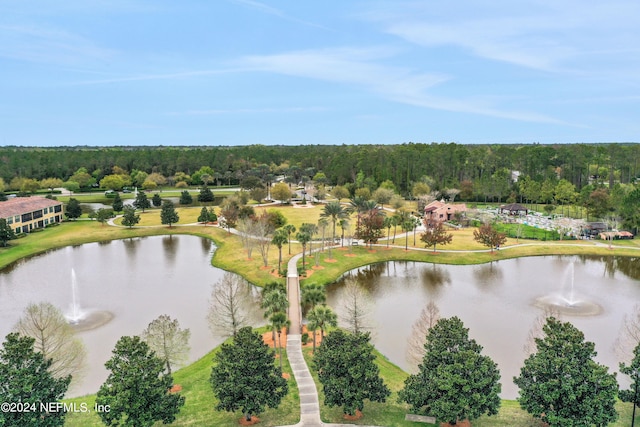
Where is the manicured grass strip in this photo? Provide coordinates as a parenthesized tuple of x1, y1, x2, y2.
(64, 330, 300, 427)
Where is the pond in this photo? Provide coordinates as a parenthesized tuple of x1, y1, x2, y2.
(326, 256, 640, 399)
(0, 235, 262, 397)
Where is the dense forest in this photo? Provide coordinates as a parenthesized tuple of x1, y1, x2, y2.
(0, 143, 638, 194)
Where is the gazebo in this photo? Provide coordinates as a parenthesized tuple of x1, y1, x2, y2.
(499, 203, 528, 215)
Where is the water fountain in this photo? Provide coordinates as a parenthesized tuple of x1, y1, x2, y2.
(534, 262, 603, 316)
(66, 268, 114, 332)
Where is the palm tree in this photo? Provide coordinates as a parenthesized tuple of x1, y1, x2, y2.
(299, 223, 317, 258)
(271, 228, 289, 273)
(317, 217, 329, 253)
(301, 283, 326, 315)
(261, 289, 288, 342)
(306, 305, 337, 353)
(321, 201, 347, 258)
(295, 231, 311, 270)
(270, 311, 289, 370)
(383, 216, 394, 248)
(338, 218, 350, 247)
(282, 224, 296, 255)
(411, 216, 421, 247)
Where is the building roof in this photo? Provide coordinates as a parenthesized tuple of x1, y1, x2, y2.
(500, 203, 527, 212)
(0, 197, 62, 218)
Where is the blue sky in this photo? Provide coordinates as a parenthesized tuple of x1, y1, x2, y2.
(1, 1, 639, 146)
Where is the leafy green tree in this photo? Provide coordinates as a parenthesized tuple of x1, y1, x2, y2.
(198, 185, 214, 203)
(96, 336, 185, 427)
(0, 218, 16, 247)
(65, 198, 82, 220)
(152, 193, 162, 207)
(620, 186, 640, 234)
(161, 200, 179, 228)
(585, 187, 611, 220)
(179, 190, 193, 205)
(100, 174, 130, 191)
(514, 317, 618, 427)
(313, 329, 390, 416)
(331, 185, 350, 201)
(69, 168, 96, 189)
(271, 182, 292, 203)
(306, 304, 337, 353)
(133, 192, 151, 212)
(0, 333, 70, 427)
(111, 192, 123, 213)
(63, 180, 80, 194)
(473, 223, 506, 253)
(210, 327, 288, 422)
(94, 208, 113, 226)
(0, 191, 7, 202)
(141, 315, 190, 375)
(121, 206, 140, 228)
(619, 341, 640, 419)
(271, 228, 289, 273)
(40, 177, 64, 194)
(420, 221, 453, 252)
(399, 317, 501, 426)
(265, 210, 287, 229)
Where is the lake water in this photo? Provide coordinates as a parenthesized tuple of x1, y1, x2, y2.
(0, 235, 262, 397)
(2, 236, 638, 400)
(326, 256, 640, 399)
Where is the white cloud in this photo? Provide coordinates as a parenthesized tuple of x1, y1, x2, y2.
(0, 24, 115, 65)
(368, 1, 640, 75)
(237, 47, 564, 124)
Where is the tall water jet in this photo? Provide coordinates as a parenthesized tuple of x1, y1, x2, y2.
(68, 268, 83, 323)
(534, 261, 602, 316)
(66, 268, 114, 331)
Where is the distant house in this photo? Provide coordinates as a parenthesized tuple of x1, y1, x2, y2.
(424, 200, 467, 227)
(582, 222, 608, 238)
(0, 197, 64, 234)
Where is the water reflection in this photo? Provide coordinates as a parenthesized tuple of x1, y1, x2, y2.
(0, 235, 258, 398)
(325, 256, 640, 399)
(162, 235, 178, 265)
(472, 262, 503, 289)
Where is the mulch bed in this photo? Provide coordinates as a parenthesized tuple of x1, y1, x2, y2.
(239, 416, 260, 425)
(343, 410, 363, 420)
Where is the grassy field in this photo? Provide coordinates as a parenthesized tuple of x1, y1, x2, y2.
(2, 209, 640, 426)
(302, 344, 639, 427)
(64, 329, 300, 427)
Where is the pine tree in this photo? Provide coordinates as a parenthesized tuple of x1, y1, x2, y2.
(0, 218, 16, 247)
(160, 200, 179, 227)
(198, 185, 214, 203)
(133, 192, 150, 212)
(111, 192, 123, 213)
(65, 198, 82, 220)
(121, 206, 140, 228)
(152, 193, 162, 207)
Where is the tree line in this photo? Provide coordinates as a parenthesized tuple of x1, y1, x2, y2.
(1, 143, 638, 193)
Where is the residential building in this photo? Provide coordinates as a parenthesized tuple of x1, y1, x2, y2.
(0, 197, 64, 234)
(424, 200, 467, 227)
